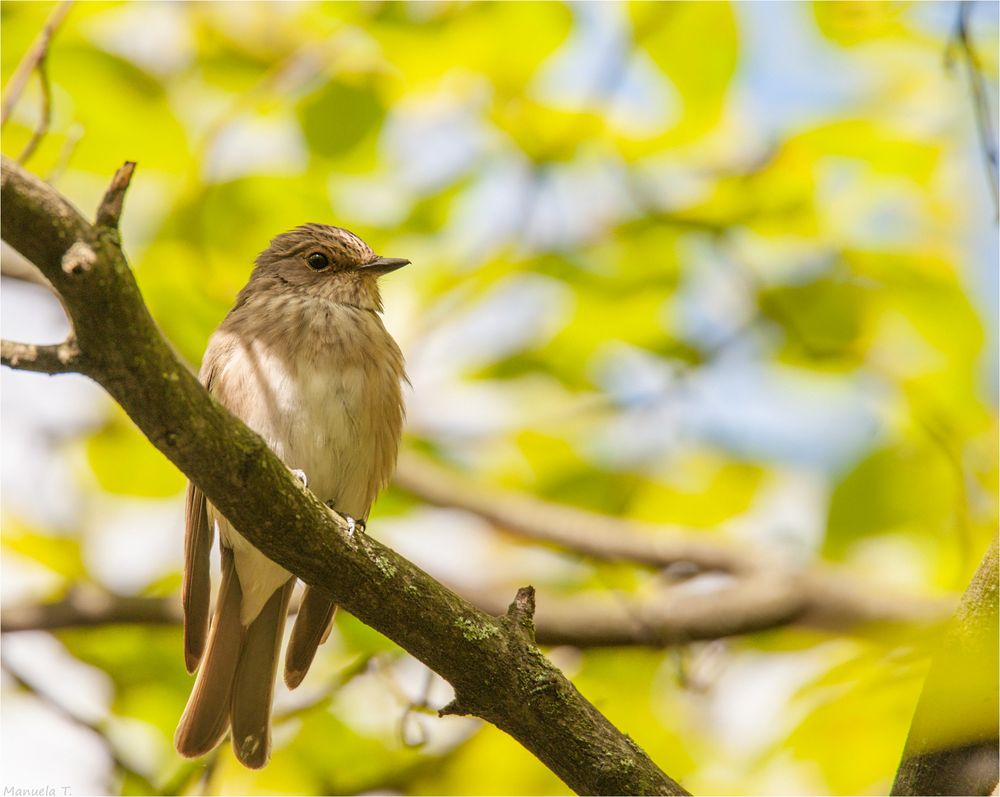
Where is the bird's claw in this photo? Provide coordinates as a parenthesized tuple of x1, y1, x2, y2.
(325, 501, 365, 537)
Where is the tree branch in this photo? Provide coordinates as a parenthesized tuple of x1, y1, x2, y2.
(0, 1, 72, 125)
(1, 590, 182, 634)
(0, 1, 73, 164)
(2, 337, 83, 374)
(0, 155, 687, 797)
(395, 450, 749, 573)
(394, 451, 953, 630)
(15, 54, 52, 165)
(95, 160, 135, 231)
(892, 536, 999, 796)
(2, 240, 53, 287)
(1, 572, 949, 650)
(951, 1, 999, 221)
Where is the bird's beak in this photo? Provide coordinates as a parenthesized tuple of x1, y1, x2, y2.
(363, 256, 410, 275)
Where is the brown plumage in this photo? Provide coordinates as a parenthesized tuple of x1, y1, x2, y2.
(175, 224, 408, 768)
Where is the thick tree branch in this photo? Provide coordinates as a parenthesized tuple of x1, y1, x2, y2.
(892, 536, 999, 796)
(2, 240, 53, 287)
(0, 156, 686, 797)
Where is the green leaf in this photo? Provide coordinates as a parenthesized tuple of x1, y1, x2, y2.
(2, 525, 85, 579)
(759, 275, 870, 367)
(60, 625, 188, 692)
(630, 458, 765, 528)
(826, 442, 955, 559)
(335, 612, 404, 657)
(411, 723, 571, 796)
(49, 44, 189, 172)
(374, 2, 572, 96)
(812, 2, 909, 46)
(286, 708, 422, 794)
(629, 2, 739, 147)
(297, 81, 384, 159)
(784, 643, 927, 794)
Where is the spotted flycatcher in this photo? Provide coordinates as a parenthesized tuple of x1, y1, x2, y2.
(174, 224, 408, 768)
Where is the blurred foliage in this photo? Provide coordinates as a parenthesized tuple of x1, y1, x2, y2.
(1, 1, 998, 795)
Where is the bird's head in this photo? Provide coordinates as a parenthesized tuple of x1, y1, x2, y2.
(251, 223, 409, 311)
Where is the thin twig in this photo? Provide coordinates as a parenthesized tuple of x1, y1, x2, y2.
(16, 57, 53, 165)
(953, 1, 999, 221)
(0, 1, 73, 128)
(193, 747, 222, 797)
(95, 161, 136, 230)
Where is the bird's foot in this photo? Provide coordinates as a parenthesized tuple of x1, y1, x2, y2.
(291, 469, 309, 488)
(325, 501, 365, 537)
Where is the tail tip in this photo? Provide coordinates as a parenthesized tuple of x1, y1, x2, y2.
(284, 666, 306, 690)
(174, 725, 214, 760)
(235, 733, 270, 769)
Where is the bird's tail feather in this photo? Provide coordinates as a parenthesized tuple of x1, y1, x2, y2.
(175, 549, 294, 768)
(284, 586, 337, 689)
(230, 578, 294, 769)
(174, 547, 243, 758)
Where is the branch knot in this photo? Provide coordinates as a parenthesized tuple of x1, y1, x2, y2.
(61, 241, 96, 275)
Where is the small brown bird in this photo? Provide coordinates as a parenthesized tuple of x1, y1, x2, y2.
(174, 224, 408, 768)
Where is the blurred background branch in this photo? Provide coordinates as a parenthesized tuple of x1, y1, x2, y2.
(948, 0, 1000, 220)
(1, 570, 951, 649)
(0, 1, 72, 164)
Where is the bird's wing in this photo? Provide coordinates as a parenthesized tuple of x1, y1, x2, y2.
(175, 545, 242, 757)
(182, 481, 213, 673)
(181, 349, 223, 673)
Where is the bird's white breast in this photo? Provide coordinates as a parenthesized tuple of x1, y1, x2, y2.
(204, 303, 405, 624)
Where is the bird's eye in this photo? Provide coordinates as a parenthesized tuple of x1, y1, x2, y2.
(306, 252, 329, 271)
